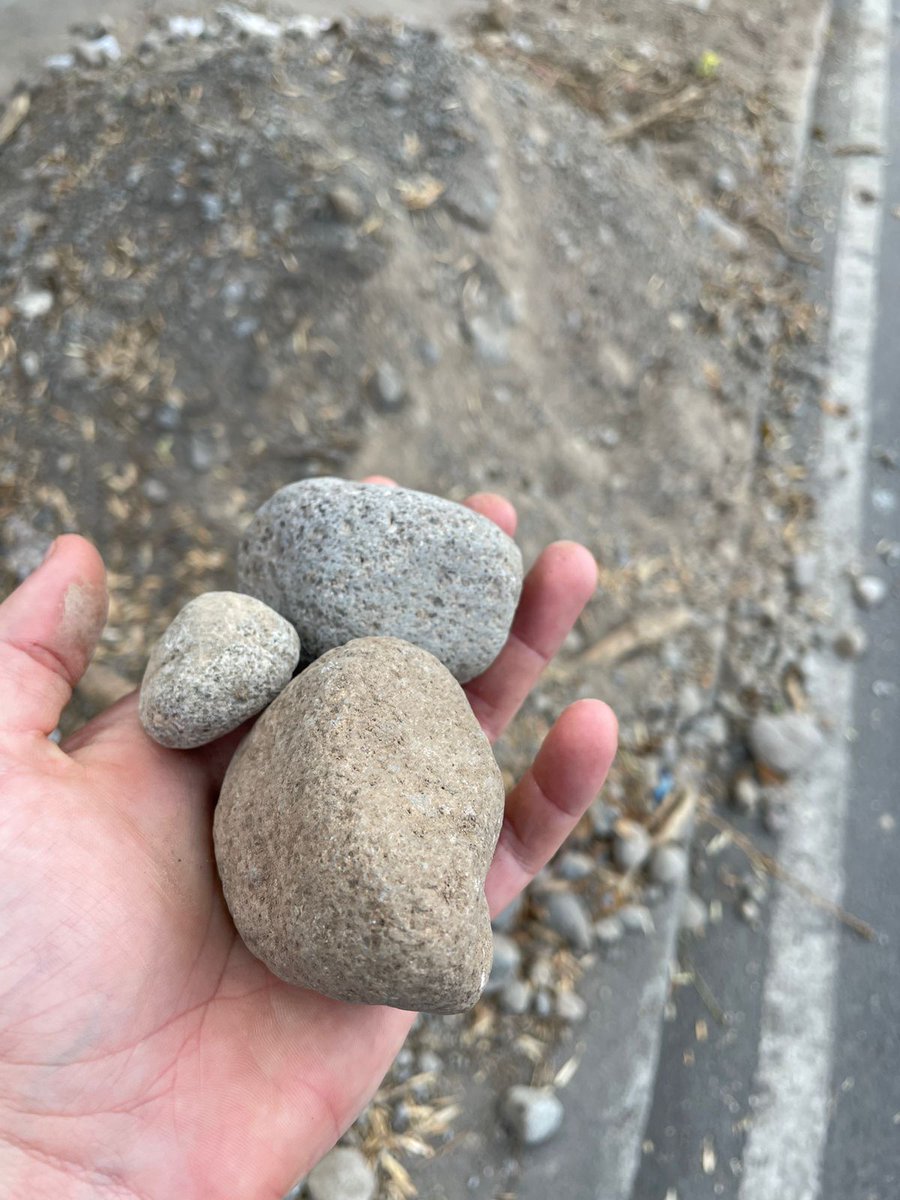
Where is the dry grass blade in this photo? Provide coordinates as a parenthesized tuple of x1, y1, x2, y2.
(0, 92, 30, 147)
(605, 85, 705, 143)
(380, 1150, 418, 1198)
(701, 805, 877, 942)
(579, 606, 694, 666)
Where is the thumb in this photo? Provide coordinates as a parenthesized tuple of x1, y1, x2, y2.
(0, 535, 108, 738)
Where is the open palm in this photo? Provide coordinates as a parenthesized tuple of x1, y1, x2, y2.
(0, 487, 617, 1200)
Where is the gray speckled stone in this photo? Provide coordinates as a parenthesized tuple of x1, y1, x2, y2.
(139, 592, 300, 749)
(237, 478, 523, 682)
(306, 1147, 375, 1200)
(214, 637, 505, 1013)
(501, 1086, 564, 1146)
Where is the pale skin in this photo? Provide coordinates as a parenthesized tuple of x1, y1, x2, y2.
(0, 480, 618, 1200)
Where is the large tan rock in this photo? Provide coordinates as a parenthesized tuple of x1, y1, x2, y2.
(213, 637, 505, 1013)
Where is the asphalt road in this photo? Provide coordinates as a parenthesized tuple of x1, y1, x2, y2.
(634, 2, 900, 1198)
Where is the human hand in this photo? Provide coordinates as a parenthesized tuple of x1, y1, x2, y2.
(0, 485, 617, 1200)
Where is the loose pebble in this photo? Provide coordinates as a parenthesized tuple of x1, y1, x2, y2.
(619, 904, 655, 936)
(485, 934, 522, 993)
(612, 819, 652, 870)
(214, 638, 505, 1012)
(501, 1086, 564, 1146)
(75, 34, 122, 66)
(590, 801, 619, 838)
(14, 288, 54, 320)
(731, 774, 760, 814)
(139, 592, 300, 749)
(499, 978, 533, 1015)
(749, 712, 824, 776)
(533, 988, 554, 1017)
(648, 843, 688, 886)
(367, 362, 408, 412)
(556, 990, 588, 1022)
(834, 626, 869, 660)
(238, 479, 523, 683)
(680, 891, 708, 936)
(543, 891, 593, 954)
(555, 850, 595, 881)
(594, 916, 624, 947)
(854, 574, 888, 609)
(306, 1147, 376, 1200)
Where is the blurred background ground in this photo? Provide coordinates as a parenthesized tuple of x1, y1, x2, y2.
(4, 2, 892, 1199)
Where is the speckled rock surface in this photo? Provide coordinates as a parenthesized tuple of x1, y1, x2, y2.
(237, 478, 523, 682)
(214, 637, 506, 1013)
(139, 592, 300, 749)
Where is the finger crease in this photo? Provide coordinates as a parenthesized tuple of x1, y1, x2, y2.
(4, 636, 77, 689)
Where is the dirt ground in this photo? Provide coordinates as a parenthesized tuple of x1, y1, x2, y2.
(0, 1, 826, 1194)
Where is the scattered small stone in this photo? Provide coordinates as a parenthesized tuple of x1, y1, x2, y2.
(392, 1101, 411, 1133)
(612, 819, 652, 870)
(139, 592, 300, 748)
(189, 434, 216, 472)
(738, 897, 762, 926)
(533, 988, 554, 1017)
(393, 1047, 414, 1082)
(499, 978, 533, 1015)
(648, 843, 688, 887)
(45, 53, 76, 72)
(75, 34, 123, 67)
(713, 164, 738, 194)
(444, 174, 500, 232)
(619, 904, 655, 936)
(590, 801, 619, 838)
(200, 193, 224, 223)
(791, 553, 817, 593)
(465, 314, 511, 367)
(500, 1086, 564, 1146)
(383, 77, 413, 107)
(168, 16, 206, 39)
(678, 682, 706, 722)
(485, 933, 522, 993)
(741, 873, 767, 906)
(731, 774, 760, 814)
(543, 891, 593, 954)
(19, 351, 41, 379)
(306, 1146, 376, 1200)
(14, 288, 54, 320)
(854, 574, 888, 610)
(594, 915, 624, 947)
(762, 793, 789, 835)
(141, 478, 170, 506)
(221, 5, 283, 39)
(2, 514, 52, 581)
(367, 362, 408, 412)
(328, 186, 365, 223)
(680, 891, 708, 936)
(418, 1049, 442, 1074)
(492, 892, 524, 933)
(528, 956, 554, 989)
(748, 712, 824, 777)
(696, 206, 748, 253)
(555, 850, 595, 881)
(834, 625, 869, 660)
(556, 990, 588, 1023)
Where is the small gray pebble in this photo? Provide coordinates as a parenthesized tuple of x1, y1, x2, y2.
(393, 1047, 414, 1082)
(367, 362, 408, 412)
(499, 978, 533, 1015)
(418, 1050, 442, 1074)
(485, 933, 521, 993)
(714, 164, 738, 194)
(392, 1100, 411, 1132)
(139, 593, 300, 748)
(466, 314, 510, 367)
(528, 956, 554, 989)
(543, 891, 593, 954)
(501, 1086, 564, 1146)
(189, 434, 216, 472)
(383, 77, 412, 106)
(590, 801, 619, 838)
(533, 989, 554, 1017)
(762, 793, 789, 835)
(328, 186, 365, 223)
(200, 192, 224, 222)
(594, 916, 624, 947)
(613, 820, 652, 870)
(731, 774, 760, 814)
(619, 904, 654, 936)
(648, 843, 688, 887)
(306, 1146, 375, 1200)
(141, 478, 170, 505)
(75, 34, 122, 66)
(739, 897, 762, 926)
(20, 350, 41, 379)
(749, 712, 824, 776)
(555, 850, 595, 881)
(492, 892, 524, 933)
(741, 874, 767, 906)
(854, 574, 888, 609)
(238, 479, 523, 683)
(834, 626, 869, 660)
(556, 990, 588, 1022)
(680, 891, 708, 936)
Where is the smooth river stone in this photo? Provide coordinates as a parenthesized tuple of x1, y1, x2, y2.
(139, 592, 300, 749)
(236, 477, 523, 683)
(213, 637, 506, 1013)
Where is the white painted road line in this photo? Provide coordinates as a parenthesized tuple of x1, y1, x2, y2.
(738, 1, 891, 1198)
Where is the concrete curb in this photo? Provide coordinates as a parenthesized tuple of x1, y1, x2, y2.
(779, 0, 836, 203)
